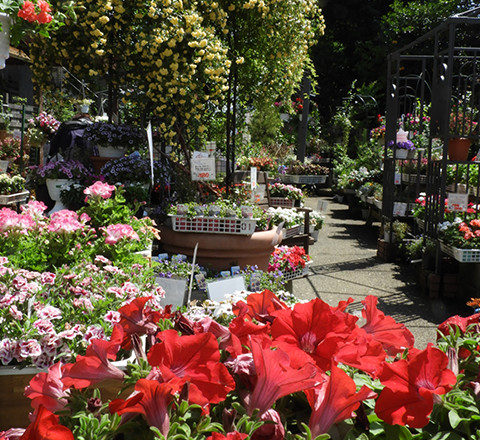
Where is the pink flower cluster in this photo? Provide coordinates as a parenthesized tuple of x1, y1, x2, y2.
(103, 224, 140, 245)
(18, 0, 54, 24)
(28, 111, 60, 135)
(83, 181, 116, 200)
(0, 257, 165, 368)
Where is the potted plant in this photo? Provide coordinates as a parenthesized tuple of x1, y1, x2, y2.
(388, 128, 415, 159)
(448, 104, 478, 161)
(268, 182, 305, 207)
(84, 122, 147, 158)
(268, 244, 312, 280)
(0, 174, 25, 194)
(74, 98, 93, 114)
(26, 112, 61, 147)
(28, 159, 91, 212)
(383, 220, 409, 243)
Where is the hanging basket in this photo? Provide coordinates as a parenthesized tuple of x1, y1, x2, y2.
(448, 137, 471, 161)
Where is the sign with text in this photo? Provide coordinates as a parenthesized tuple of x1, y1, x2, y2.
(393, 202, 407, 217)
(447, 192, 468, 212)
(394, 173, 401, 185)
(191, 157, 215, 181)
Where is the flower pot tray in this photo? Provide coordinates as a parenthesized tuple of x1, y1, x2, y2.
(0, 190, 29, 206)
(440, 241, 480, 263)
(269, 197, 295, 208)
(280, 174, 327, 185)
(281, 260, 312, 281)
(170, 215, 258, 235)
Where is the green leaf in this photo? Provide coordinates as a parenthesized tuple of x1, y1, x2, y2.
(448, 410, 462, 428)
(384, 424, 414, 440)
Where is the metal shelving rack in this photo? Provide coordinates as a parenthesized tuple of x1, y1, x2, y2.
(383, 8, 480, 276)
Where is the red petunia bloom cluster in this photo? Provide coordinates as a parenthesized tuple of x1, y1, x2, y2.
(16, 292, 457, 439)
(18, 0, 53, 25)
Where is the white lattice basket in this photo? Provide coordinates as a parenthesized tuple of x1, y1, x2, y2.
(269, 197, 295, 208)
(0, 191, 29, 205)
(440, 241, 480, 263)
(283, 224, 301, 238)
(281, 174, 328, 185)
(281, 260, 312, 281)
(170, 215, 258, 235)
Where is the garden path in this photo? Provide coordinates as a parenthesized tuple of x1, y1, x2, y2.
(292, 189, 470, 349)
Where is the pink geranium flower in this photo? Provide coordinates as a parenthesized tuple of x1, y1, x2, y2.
(103, 224, 140, 245)
(84, 181, 116, 200)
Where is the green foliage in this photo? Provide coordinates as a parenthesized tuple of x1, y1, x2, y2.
(249, 101, 284, 147)
(381, 0, 466, 52)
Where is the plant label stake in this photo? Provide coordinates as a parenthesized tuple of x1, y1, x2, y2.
(187, 242, 199, 305)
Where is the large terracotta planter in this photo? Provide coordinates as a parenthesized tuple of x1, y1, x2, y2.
(159, 226, 283, 271)
(448, 137, 471, 161)
(0, 366, 37, 430)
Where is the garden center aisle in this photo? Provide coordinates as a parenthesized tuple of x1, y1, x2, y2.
(292, 189, 470, 349)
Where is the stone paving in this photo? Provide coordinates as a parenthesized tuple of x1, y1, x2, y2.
(291, 190, 471, 349)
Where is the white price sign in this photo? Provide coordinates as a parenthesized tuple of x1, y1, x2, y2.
(447, 192, 468, 212)
(394, 172, 401, 185)
(191, 157, 216, 181)
(393, 202, 407, 217)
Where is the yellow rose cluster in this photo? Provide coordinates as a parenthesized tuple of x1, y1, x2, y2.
(29, 0, 324, 150)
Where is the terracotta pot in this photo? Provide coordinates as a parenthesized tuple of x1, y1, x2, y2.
(159, 226, 283, 271)
(448, 137, 471, 161)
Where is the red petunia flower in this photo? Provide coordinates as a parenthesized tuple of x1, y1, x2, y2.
(109, 379, 176, 436)
(245, 336, 318, 416)
(61, 325, 125, 389)
(361, 295, 415, 356)
(19, 405, 74, 440)
(270, 298, 358, 371)
(147, 329, 235, 409)
(306, 364, 377, 437)
(375, 344, 456, 428)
